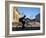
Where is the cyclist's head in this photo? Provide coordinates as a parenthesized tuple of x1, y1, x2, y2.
(24, 15, 26, 17)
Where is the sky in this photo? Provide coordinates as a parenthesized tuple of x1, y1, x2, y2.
(16, 7, 40, 19)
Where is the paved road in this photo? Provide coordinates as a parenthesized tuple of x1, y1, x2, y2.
(12, 27, 40, 31)
(12, 21, 40, 31)
(12, 22, 40, 27)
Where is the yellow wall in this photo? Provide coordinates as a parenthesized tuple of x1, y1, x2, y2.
(13, 8, 20, 23)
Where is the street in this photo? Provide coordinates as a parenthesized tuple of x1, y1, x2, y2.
(12, 21, 40, 31)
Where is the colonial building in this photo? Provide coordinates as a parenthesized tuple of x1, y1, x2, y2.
(13, 7, 21, 23)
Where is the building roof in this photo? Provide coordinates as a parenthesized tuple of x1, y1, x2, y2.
(16, 8, 21, 15)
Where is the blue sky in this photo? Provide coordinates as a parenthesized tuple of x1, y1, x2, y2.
(17, 7, 40, 19)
